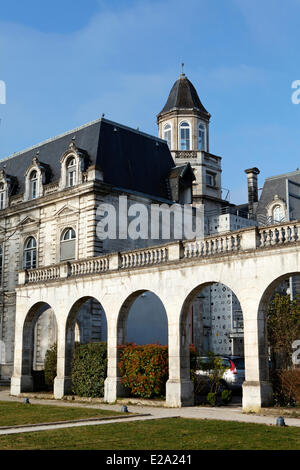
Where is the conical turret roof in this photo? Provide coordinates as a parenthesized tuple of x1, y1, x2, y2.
(158, 74, 210, 118)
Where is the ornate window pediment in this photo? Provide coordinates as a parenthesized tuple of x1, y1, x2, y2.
(60, 142, 89, 190)
(266, 195, 287, 224)
(24, 156, 50, 202)
(0, 170, 17, 210)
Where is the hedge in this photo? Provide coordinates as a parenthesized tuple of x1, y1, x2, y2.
(44, 341, 197, 399)
(71, 342, 107, 397)
(118, 343, 197, 399)
(44, 343, 57, 390)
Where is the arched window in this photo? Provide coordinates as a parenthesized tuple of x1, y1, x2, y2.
(24, 237, 37, 269)
(179, 121, 191, 150)
(0, 183, 5, 210)
(198, 123, 206, 151)
(272, 205, 284, 223)
(67, 157, 77, 187)
(60, 228, 76, 261)
(163, 123, 172, 149)
(30, 171, 38, 200)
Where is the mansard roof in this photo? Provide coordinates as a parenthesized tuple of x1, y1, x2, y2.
(256, 170, 300, 221)
(0, 118, 176, 200)
(158, 73, 210, 118)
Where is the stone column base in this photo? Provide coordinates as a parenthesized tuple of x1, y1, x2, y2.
(104, 377, 128, 403)
(54, 376, 72, 399)
(242, 381, 273, 412)
(10, 375, 33, 396)
(166, 379, 194, 407)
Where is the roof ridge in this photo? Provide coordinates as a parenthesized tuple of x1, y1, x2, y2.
(0, 117, 166, 164)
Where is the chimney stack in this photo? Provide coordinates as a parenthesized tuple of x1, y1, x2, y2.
(245, 167, 260, 218)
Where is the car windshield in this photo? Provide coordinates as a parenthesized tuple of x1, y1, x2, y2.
(233, 358, 245, 370)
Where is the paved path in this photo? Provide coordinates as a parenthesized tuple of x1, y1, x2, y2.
(0, 389, 299, 435)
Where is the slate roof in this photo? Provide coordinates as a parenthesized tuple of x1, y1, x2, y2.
(158, 74, 210, 118)
(0, 118, 176, 200)
(256, 170, 300, 221)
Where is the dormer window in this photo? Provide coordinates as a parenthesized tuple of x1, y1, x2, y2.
(179, 121, 191, 150)
(30, 171, 38, 200)
(272, 205, 284, 223)
(24, 157, 49, 202)
(67, 157, 77, 187)
(163, 123, 172, 149)
(0, 183, 5, 210)
(60, 142, 88, 190)
(198, 123, 206, 151)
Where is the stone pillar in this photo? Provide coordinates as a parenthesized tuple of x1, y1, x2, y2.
(242, 300, 273, 412)
(10, 314, 33, 396)
(104, 315, 127, 403)
(166, 314, 194, 407)
(54, 324, 72, 399)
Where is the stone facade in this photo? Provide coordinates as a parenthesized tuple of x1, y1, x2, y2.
(0, 118, 195, 379)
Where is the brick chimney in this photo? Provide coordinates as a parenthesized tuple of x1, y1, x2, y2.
(245, 167, 260, 218)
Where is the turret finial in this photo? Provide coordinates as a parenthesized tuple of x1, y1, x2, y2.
(181, 62, 185, 77)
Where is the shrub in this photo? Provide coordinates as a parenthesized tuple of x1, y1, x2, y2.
(44, 343, 57, 390)
(118, 344, 197, 399)
(221, 389, 232, 405)
(71, 342, 107, 398)
(118, 344, 168, 398)
(207, 392, 217, 406)
(279, 368, 300, 406)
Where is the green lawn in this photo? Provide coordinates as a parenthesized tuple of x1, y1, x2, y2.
(0, 417, 300, 450)
(0, 401, 122, 427)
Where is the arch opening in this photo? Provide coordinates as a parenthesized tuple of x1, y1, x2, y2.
(259, 272, 300, 375)
(180, 282, 245, 405)
(64, 297, 108, 381)
(22, 302, 57, 391)
(116, 290, 168, 399)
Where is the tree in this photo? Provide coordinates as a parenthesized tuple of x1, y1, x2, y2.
(267, 294, 300, 369)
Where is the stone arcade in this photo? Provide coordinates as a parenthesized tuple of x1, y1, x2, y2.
(11, 221, 300, 411)
(1, 72, 300, 410)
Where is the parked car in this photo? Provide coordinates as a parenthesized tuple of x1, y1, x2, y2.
(195, 355, 245, 391)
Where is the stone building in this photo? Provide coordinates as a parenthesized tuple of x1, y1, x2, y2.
(157, 72, 256, 356)
(0, 118, 194, 380)
(157, 72, 300, 357)
(2, 71, 300, 382)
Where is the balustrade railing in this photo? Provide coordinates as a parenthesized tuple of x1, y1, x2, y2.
(257, 222, 300, 248)
(120, 247, 168, 268)
(183, 233, 241, 259)
(28, 267, 60, 283)
(70, 257, 109, 276)
(21, 221, 300, 285)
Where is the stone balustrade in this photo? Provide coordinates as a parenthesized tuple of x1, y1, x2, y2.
(18, 220, 300, 285)
(27, 266, 60, 283)
(257, 222, 300, 247)
(183, 233, 241, 258)
(70, 257, 109, 276)
(120, 247, 168, 268)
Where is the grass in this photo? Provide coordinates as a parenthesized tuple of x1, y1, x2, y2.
(0, 401, 122, 427)
(0, 417, 300, 450)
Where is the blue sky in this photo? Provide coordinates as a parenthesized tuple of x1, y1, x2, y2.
(1, 0, 300, 204)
